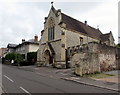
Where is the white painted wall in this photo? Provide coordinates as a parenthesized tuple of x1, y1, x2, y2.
(28, 44, 39, 52)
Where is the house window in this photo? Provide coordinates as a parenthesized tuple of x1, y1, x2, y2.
(80, 37, 83, 45)
(48, 26, 54, 40)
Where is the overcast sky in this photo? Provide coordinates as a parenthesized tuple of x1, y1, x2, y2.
(0, 0, 119, 48)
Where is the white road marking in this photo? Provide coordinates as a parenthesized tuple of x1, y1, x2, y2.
(20, 86, 31, 95)
(2, 85, 8, 94)
(4, 75, 14, 82)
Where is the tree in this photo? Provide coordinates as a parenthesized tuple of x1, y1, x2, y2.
(5, 53, 24, 64)
(116, 44, 120, 48)
(5, 53, 16, 61)
(14, 53, 24, 65)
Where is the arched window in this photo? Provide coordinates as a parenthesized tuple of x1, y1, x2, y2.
(80, 37, 83, 45)
(48, 17, 55, 41)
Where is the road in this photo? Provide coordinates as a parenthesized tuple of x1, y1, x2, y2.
(2, 63, 119, 94)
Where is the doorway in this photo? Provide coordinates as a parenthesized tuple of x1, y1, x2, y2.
(44, 50, 53, 66)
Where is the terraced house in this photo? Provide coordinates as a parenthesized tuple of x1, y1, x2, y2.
(37, 5, 115, 69)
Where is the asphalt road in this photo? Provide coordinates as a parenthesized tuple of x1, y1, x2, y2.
(2, 64, 119, 94)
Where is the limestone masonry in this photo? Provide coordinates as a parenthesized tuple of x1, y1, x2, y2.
(37, 5, 119, 75)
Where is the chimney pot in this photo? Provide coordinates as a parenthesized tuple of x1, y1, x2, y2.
(85, 21, 87, 25)
(97, 25, 99, 30)
(22, 39, 25, 43)
(34, 35, 38, 42)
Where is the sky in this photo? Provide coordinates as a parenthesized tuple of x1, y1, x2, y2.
(0, 0, 119, 48)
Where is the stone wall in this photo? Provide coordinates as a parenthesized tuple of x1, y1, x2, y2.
(65, 29, 99, 48)
(116, 48, 120, 69)
(98, 44, 117, 71)
(74, 52, 100, 76)
(68, 42, 118, 76)
(37, 40, 63, 67)
(50, 40, 61, 61)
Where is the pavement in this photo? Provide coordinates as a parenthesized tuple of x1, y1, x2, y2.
(18, 65, 120, 92)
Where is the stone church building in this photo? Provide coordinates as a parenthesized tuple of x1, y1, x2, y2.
(37, 5, 115, 69)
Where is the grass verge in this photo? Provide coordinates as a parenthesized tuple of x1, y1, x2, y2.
(83, 73, 115, 79)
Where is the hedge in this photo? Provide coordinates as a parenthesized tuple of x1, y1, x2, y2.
(5, 53, 24, 64)
(27, 52, 37, 63)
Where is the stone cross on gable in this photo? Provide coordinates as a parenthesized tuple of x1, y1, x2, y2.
(51, 1, 54, 6)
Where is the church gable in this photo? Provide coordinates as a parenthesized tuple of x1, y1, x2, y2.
(100, 31, 115, 46)
(40, 6, 62, 44)
(44, 6, 62, 28)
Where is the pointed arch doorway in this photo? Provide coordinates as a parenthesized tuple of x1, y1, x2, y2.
(44, 50, 53, 66)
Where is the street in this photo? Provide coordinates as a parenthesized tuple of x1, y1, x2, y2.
(2, 63, 119, 94)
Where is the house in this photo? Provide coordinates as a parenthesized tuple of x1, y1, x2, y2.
(15, 35, 39, 60)
(7, 44, 17, 53)
(0, 48, 7, 58)
(7, 35, 39, 60)
(37, 5, 115, 68)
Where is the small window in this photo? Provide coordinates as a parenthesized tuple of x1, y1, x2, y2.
(48, 17, 55, 41)
(48, 26, 54, 41)
(80, 37, 83, 45)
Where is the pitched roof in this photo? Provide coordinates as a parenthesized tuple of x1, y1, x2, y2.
(16, 39, 39, 47)
(7, 44, 17, 48)
(61, 13, 87, 35)
(100, 33, 110, 41)
(61, 13, 103, 40)
(51, 6, 112, 41)
(26, 39, 39, 44)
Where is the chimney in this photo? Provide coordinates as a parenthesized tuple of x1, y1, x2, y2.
(85, 20, 87, 25)
(44, 17, 48, 23)
(22, 39, 25, 43)
(34, 35, 38, 42)
(57, 9, 61, 16)
(97, 25, 99, 30)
